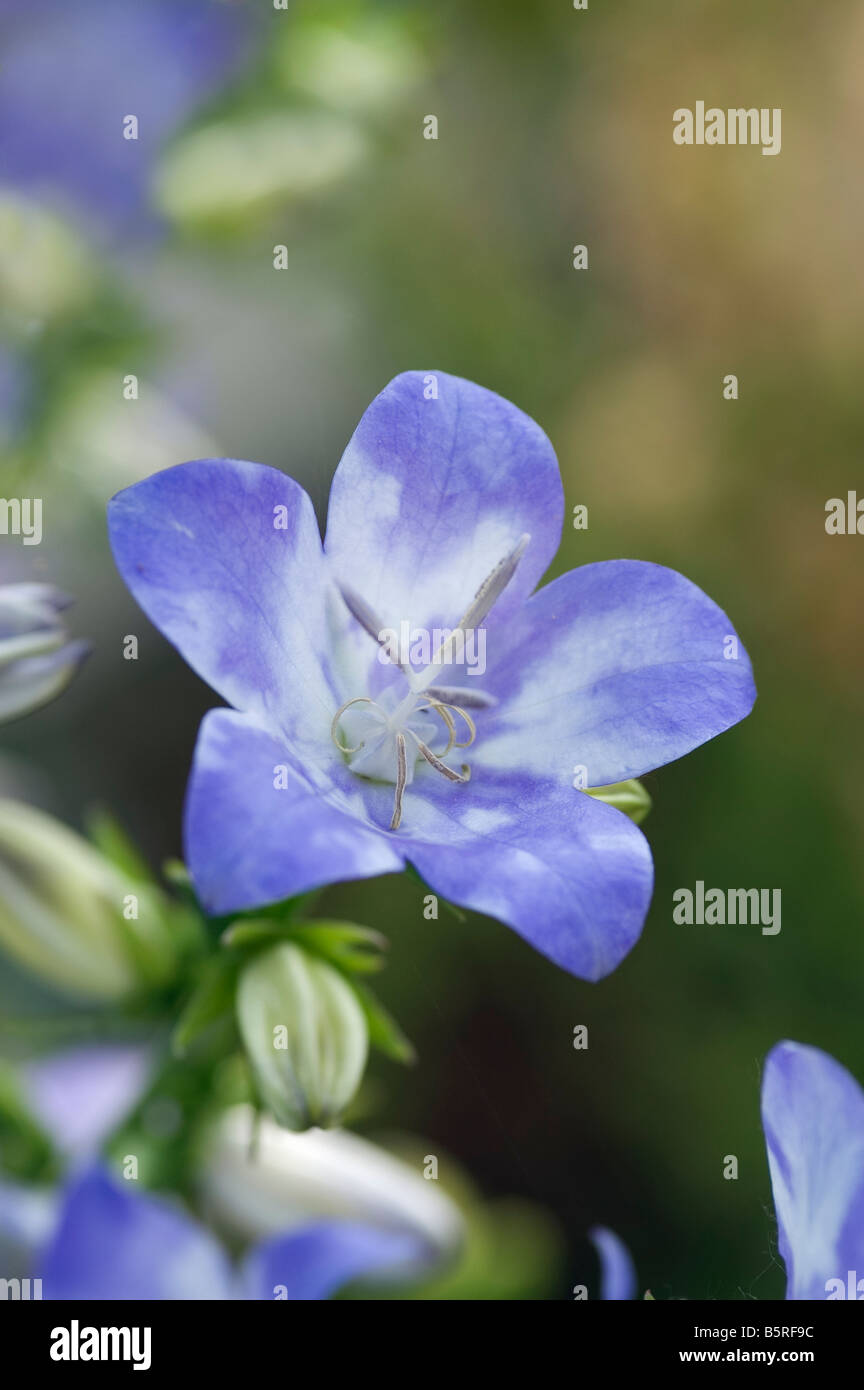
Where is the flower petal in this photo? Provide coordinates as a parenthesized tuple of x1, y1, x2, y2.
(477, 560, 755, 786)
(184, 708, 404, 915)
(762, 1041, 864, 1301)
(41, 1166, 233, 1300)
(392, 767, 653, 981)
(108, 458, 340, 759)
(244, 1221, 427, 1301)
(324, 371, 564, 638)
(589, 1226, 637, 1300)
(23, 1044, 153, 1158)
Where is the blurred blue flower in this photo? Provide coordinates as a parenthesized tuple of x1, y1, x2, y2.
(39, 1166, 427, 1301)
(0, 583, 88, 723)
(762, 1040, 864, 1300)
(0, 0, 251, 240)
(590, 1225, 637, 1300)
(108, 370, 755, 981)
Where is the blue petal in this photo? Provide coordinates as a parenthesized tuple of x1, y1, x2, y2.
(185, 709, 404, 914)
(589, 1226, 637, 1300)
(325, 371, 564, 642)
(108, 459, 340, 764)
(244, 1221, 427, 1301)
(41, 1166, 234, 1300)
(762, 1041, 864, 1301)
(476, 560, 756, 786)
(23, 1044, 153, 1158)
(396, 767, 653, 981)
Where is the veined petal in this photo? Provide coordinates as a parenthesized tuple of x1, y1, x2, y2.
(108, 458, 340, 759)
(244, 1222, 427, 1301)
(762, 1041, 864, 1301)
(590, 1226, 637, 1300)
(478, 560, 755, 787)
(184, 709, 404, 915)
(385, 766, 653, 982)
(324, 371, 564, 642)
(41, 1167, 233, 1300)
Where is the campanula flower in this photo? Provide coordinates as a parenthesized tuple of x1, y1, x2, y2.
(108, 371, 755, 980)
(762, 1040, 864, 1300)
(590, 1225, 637, 1300)
(0, 584, 88, 724)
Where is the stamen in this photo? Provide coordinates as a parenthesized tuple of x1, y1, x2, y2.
(330, 695, 382, 754)
(420, 533, 530, 682)
(411, 734, 471, 784)
(421, 699, 476, 750)
(426, 685, 498, 709)
(456, 532, 530, 631)
(390, 732, 408, 830)
(337, 583, 407, 671)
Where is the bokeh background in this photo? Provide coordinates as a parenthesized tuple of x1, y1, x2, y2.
(2, 0, 863, 1298)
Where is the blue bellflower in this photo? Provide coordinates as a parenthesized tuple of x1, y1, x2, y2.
(108, 371, 755, 980)
(762, 1041, 864, 1300)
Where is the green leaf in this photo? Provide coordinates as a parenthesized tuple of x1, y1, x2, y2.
(0, 1061, 59, 1183)
(86, 808, 154, 881)
(172, 955, 240, 1057)
(286, 921, 389, 975)
(352, 981, 416, 1065)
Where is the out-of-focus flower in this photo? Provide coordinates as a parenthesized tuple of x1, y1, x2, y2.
(0, 799, 181, 1000)
(0, 584, 88, 724)
(23, 1044, 154, 1160)
(201, 1104, 463, 1259)
(109, 371, 755, 981)
(36, 1164, 450, 1301)
(236, 941, 368, 1131)
(589, 1226, 637, 1300)
(762, 1040, 864, 1300)
(0, 0, 251, 240)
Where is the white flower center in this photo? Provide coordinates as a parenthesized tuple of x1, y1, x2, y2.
(331, 533, 530, 830)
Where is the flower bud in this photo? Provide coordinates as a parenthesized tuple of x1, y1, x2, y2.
(586, 778, 652, 825)
(0, 799, 178, 1001)
(200, 1104, 464, 1263)
(236, 941, 368, 1131)
(0, 583, 88, 724)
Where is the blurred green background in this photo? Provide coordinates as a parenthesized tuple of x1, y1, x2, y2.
(2, 0, 863, 1298)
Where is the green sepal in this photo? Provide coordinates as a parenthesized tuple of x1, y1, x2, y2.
(172, 954, 240, 1058)
(585, 779, 652, 825)
(352, 981, 416, 1065)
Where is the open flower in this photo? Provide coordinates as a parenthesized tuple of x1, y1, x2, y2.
(762, 1041, 864, 1300)
(0, 584, 88, 723)
(108, 371, 755, 980)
